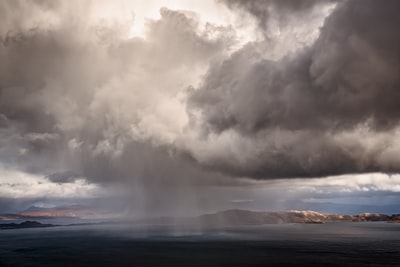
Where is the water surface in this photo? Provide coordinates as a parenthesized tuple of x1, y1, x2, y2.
(1, 222, 399, 266)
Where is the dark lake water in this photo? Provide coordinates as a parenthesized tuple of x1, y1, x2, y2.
(1, 222, 400, 266)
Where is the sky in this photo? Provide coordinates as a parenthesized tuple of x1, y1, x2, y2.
(1, 0, 400, 217)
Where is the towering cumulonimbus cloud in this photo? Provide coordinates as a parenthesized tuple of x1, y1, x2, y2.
(0, 0, 233, 185)
(1, 0, 400, 187)
(186, 0, 400, 178)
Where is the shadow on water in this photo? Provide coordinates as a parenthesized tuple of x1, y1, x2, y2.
(0, 222, 400, 266)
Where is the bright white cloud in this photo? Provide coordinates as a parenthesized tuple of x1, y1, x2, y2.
(0, 165, 105, 199)
(252, 173, 400, 197)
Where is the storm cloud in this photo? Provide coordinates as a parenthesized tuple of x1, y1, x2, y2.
(0, 0, 233, 185)
(186, 0, 400, 178)
(1, 0, 400, 191)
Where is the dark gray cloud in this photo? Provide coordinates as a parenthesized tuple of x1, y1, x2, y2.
(46, 170, 81, 184)
(220, 0, 336, 37)
(187, 0, 400, 178)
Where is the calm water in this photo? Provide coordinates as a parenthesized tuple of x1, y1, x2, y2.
(1, 222, 400, 266)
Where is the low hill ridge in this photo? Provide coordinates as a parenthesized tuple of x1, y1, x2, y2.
(196, 209, 397, 225)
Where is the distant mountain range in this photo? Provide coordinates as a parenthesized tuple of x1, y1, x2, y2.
(0, 220, 56, 230)
(1, 207, 400, 228)
(0, 205, 110, 220)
